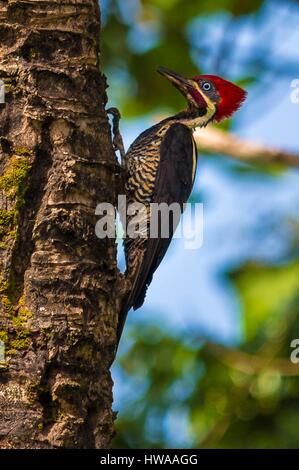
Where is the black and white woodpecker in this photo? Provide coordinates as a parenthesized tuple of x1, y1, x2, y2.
(112, 66, 247, 349)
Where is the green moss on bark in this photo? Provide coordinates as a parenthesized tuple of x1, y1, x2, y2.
(0, 155, 32, 203)
(0, 331, 8, 343)
(0, 289, 33, 355)
(0, 156, 31, 250)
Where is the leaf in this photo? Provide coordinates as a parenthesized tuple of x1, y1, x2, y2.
(230, 260, 299, 341)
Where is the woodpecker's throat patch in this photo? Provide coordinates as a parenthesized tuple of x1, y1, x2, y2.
(189, 88, 207, 109)
(186, 83, 217, 127)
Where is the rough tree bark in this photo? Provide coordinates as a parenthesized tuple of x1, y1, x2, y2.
(0, 0, 122, 448)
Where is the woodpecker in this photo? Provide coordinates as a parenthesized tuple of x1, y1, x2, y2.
(117, 67, 247, 348)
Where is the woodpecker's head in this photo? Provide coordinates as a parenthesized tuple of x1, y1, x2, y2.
(158, 66, 247, 125)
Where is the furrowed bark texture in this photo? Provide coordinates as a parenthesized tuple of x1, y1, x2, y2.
(0, 0, 120, 448)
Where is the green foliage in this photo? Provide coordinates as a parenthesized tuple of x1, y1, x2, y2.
(231, 261, 299, 342)
(114, 260, 299, 448)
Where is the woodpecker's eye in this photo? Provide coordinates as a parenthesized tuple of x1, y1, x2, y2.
(202, 82, 211, 91)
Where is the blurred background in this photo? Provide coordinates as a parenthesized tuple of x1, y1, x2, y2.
(101, 0, 299, 448)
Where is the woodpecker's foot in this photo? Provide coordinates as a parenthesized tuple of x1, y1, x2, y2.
(107, 107, 126, 166)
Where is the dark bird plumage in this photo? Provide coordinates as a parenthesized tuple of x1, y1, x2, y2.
(116, 67, 247, 349)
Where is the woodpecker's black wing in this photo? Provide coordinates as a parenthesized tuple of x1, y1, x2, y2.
(131, 122, 197, 308)
(117, 123, 197, 345)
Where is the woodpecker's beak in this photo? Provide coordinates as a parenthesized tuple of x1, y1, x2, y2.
(157, 66, 193, 96)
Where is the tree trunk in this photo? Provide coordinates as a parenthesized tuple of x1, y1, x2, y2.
(0, 0, 121, 448)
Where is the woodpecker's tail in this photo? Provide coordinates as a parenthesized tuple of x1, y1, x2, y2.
(116, 299, 131, 351)
(115, 268, 143, 352)
(116, 236, 173, 351)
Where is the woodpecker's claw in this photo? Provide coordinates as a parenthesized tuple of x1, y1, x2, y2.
(107, 107, 126, 166)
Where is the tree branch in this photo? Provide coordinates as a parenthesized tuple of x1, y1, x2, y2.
(206, 341, 299, 377)
(194, 127, 299, 167)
